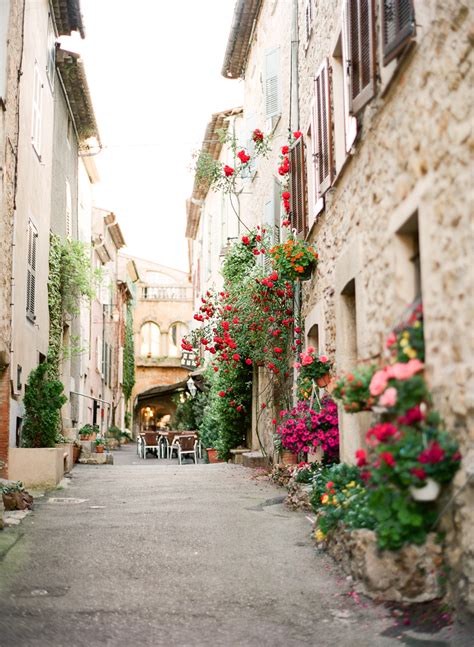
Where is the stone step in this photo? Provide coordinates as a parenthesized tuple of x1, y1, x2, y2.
(241, 451, 269, 469)
(229, 448, 250, 465)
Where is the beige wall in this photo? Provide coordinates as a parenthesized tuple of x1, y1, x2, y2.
(10, 0, 55, 439)
(9, 447, 65, 488)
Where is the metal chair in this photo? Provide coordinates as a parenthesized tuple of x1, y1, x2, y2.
(176, 434, 198, 465)
(142, 432, 160, 459)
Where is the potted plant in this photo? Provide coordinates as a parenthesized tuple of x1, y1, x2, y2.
(78, 424, 98, 441)
(94, 437, 106, 454)
(72, 440, 81, 463)
(332, 365, 377, 412)
(295, 347, 332, 396)
(269, 237, 318, 281)
(1, 481, 33, 511)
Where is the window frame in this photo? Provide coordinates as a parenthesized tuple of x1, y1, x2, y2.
(26, 220, 38, 323)
(344, 0, 376, 115)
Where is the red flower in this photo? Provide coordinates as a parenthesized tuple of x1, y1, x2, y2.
(237, 150, 251, 163)
(261, 403, 267, 409)
(224, 165, 234, 177)
(245, 358, 252, 365)
(236, 405, 243, 412)
(281, 145, 289, 155)
(218, 391, 226, 397)
(293, 130, 303, 139)
(252, 129, 264, 142)
(213, 367, 219, 372)
(380, 451, 396, 467)
(274, 347, 283, 354)
(282, 191, 290, 200)
(411, 467, 427, 480)
(418, 441, 445, 464)
(355, 449, 367, 467)
(241, 235, 250, 245)
(272, 419, 277, 425)
(232, 353, 240, 361)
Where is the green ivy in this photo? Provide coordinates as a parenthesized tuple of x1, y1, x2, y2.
(122, 301, 135, 404)
(22, 362, 67, 448)
(48, 234, 62, 378)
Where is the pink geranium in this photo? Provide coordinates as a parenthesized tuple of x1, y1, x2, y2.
(388, 359, 424, 381)
(379, 387, 398, 408)
(369, 368, 390, 396)
(301, 353, 314, 366)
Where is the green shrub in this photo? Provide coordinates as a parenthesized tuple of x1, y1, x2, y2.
(22, 363, 67, 448)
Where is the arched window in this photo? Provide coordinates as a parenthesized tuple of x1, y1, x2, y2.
(168, 322, 188, 357)
(140, 322, 160, 357)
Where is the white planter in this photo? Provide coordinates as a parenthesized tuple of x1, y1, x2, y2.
(410, 478, 441, 501)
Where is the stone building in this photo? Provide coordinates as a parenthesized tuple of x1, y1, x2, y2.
(120, 254, 193, 433)
(0, 0, 24, 477)
(220, 0, 473, 612)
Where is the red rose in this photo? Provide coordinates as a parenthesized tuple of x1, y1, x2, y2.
(232, 353, 240, 361)
(241, 235, 250, 245)
(245, 358, 252, 365)
(411, 467, 427, 480)
(293, 130, 302, 139)
(252, 129, 264, 141)
(281, 145, 289, 155)
(237, 150, 250, 163)
(218, 391, 226, 397)
(355, 449, 367, 467)
(224, 165, 234, 177)
(418, 441, 445, 464)
(380, 451, 396, 467)
(282, 191, 290, 200)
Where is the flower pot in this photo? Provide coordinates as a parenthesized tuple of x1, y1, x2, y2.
(410, 478, 440, 501)
(316, 373, 331, 388)
(79, 435, 90, 441)
(95, 445, 104, 454)
(207, 448, 223, 464)
(73, 445, 81, 463)
(281, 450, 298, 465)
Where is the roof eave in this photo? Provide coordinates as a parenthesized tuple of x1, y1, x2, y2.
(221, 0, 262, 79)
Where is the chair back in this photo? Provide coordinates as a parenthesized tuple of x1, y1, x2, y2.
(178, 435, 196, 451)
(144, 432, 159, 446)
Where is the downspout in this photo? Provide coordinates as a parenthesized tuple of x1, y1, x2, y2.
(290, 0, 300, 132)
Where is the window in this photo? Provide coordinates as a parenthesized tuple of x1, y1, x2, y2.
(46, 17, 55, 90)
(96, 336, 103, 374)
(31, 61, 43, 156)
(169, 322, 188, 358)
(289, 137, 308, 238)
(343, 0, 376, 114)
(394, 211, 422, 305)
(312, 59, 333, 202)
(265, 47, 280, 120)
(26, 220, 38, 322)
(340, 279, 357, 365)
(381, 0, 415, 65)
(140, 322, 160, 358)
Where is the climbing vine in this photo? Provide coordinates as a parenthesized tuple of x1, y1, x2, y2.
(123, 300, 135, 405)
(48, 234, 63, 378)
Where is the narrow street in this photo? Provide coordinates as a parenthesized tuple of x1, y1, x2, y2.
(0, 448, 407, 647)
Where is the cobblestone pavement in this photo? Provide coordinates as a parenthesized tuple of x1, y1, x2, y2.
(0, 445, 470, 646)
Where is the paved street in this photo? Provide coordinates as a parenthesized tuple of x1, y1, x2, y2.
(0, 446, 466, 647)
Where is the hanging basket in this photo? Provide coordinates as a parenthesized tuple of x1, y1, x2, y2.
(410, 478, 440, 502)
(316, 373, 331, 388)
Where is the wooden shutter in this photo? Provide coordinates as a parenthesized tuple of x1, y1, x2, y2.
(346, 0, 375, 113)
(314, 59, 333, 197)
(289, 138, 308, 238)
(381, 0, 415, 65)
(265, 48, 280, 119)
(26, 221, 37, 322)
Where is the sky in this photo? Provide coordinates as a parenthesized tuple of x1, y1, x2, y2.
(79, 0, 243, 273)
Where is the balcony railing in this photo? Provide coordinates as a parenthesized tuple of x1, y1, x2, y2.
(140, 286, 192, 301)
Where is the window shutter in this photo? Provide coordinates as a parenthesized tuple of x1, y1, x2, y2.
(265, 48, 280, 119)
(345, 0, 375, 114)
(304, 0, 313, 46)
(289, 138, 308, 238)
(31, 62, 43, 155)
(263, 179, 281, 273)
(26, 221, 37, 321)
(314, 59, 333, 197)
(381, 0, 415, 65)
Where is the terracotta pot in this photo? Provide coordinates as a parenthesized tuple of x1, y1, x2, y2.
(73, 445, 81, 463)
(95, 445, 104, 454)
(410, 478, 440, 502)
(281, 450, 298, 465)
(316, 373, 331, 388)
(207, 448, 224, 464)
(80, 435, 90, 441)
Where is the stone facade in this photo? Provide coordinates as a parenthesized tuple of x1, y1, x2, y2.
(218, 0, 473, 614)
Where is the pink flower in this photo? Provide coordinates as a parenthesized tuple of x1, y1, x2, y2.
(369, 368, 390, 396)
(319, 356, 328, 363)
(388, 359, 424, 381)
(301, 354, 314, 366)
(418, 441, 445, 464)
(386, 331, 397, 348)
(379, 387, 398, 408)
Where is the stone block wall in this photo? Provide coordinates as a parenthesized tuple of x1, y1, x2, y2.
(296, 0, 473, 612)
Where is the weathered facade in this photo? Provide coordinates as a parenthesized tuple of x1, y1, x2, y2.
(122, 254, 193, 433)
(220, 0, 473, 613)
(0, 0, 24, 477)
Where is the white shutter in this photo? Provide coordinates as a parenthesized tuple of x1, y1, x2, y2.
(26, 221, 37, 322)
(65, 179, 72, 239)
(265, 48, 280, 119)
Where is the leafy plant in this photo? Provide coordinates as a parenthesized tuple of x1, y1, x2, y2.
(269, 237, 318, 280)
(296, 347, 332, 399)
(78, 423, 99, 437)
(123, 301, 135, 404)
(22, 362, 67, 448)
(95, 437, 105, 446)
(332, 364, 377, 413)
(1, 481, 25, 495)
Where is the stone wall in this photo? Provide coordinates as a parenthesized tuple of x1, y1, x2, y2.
(0, 1, 23, 476)
(296, 0, 473, 613)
